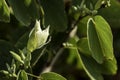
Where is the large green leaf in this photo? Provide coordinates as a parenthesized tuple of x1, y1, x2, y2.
(41, 0, 67, 32)
(0, 0, 10, 22)
(40, 72, 67, 80)
(87, 17, 104, 63)
(87, 15, 113, 63)
(8, 0, 40, 26)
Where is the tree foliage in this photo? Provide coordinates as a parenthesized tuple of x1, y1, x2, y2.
(0, 0, 120, 80)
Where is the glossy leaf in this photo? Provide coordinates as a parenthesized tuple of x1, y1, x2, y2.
(87, 15, 113, 63)
(40, 72, 67, 80)
(8, 0, 39, 26)
(0, 0, 10, 22)
(17, 70, 28, 80)
(41, 0, 67, 32)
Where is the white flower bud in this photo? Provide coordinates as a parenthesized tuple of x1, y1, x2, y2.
(27, 20, 50, 52)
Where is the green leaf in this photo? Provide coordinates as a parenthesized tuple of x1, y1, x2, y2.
(95, 0, 103, 10)
(10, 51, 24, 64)
(0, 0, 10, 22)
(77, 16, 90, 37)
(100, 58, 117, 75)
(87, 15, 113, 63)
(17, 70, 28, 80)
(95, 0, 110, 10)
(24, 53, 31, 69)
(72, 49, 103, 80)
(8, 0, 40, 26)
(77, 38, 91, 56)
(40, 72, 67, 80)
(41, 0, 67, 32)
(70, 44, 116, 79)
(87, 17, 104, 63)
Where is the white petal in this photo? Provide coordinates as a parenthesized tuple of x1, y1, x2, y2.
(35, 20, 42, 32)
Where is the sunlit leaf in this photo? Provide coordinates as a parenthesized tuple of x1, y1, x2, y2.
(87, 15, 113, 63)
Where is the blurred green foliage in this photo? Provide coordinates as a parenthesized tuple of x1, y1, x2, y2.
(0, 0, 120, 80)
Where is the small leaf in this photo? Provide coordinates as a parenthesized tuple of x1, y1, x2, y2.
(6, 63, 12, 73)
(19, 50, 26, 60)
(95, 0, 110, 10)
(40, 72, 67, 80)
(17, 70, 28, 80)
(24, 53, 31, 69)
(0, 70, 9, 75)
(87, 15, 114, 63)
(95, 0, 103, 9)
(77, 38, 91, 56)
(0, 0, 10, 22)
(10, 51, 24, 64)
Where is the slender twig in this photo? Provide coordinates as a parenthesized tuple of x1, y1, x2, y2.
(42, 48, 64, 73)
(27, 72, 41, 79)
(50, 48, 64, 68)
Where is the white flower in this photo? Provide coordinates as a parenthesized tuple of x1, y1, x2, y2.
(27, 20, 50, 52)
